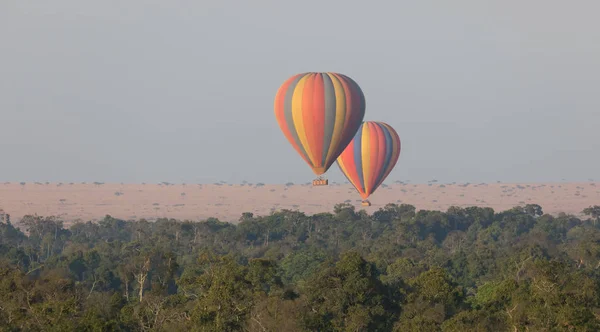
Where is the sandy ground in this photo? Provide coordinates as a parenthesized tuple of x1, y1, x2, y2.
(0, 181, 598, 225)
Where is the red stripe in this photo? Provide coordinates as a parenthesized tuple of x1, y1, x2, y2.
(351, 82, 364, 149)
(339, 140, 365, 197)
(301, 74, 316, 164)
(274, 74, 312, 167)
(331, 74, 354, 156)
(376, 124, 389, 188)
(369, 123, 386, 195)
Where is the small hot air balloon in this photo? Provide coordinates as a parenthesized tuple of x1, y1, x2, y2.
(274, 72, 366, 186)
(336, 121, 401, 206)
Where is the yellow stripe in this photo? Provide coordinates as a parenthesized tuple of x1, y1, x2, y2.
(338, 158, 362, 196)
(324, 73, 347, 164)
(291, 75, 314, 166)
(361, 124, 372, 195)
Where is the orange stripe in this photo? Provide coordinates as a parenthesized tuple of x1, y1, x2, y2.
(365, 123, 380, 195)
(311, 73, 325, 167)
(301, 74, 317, 165)
(339, 140, 365, 197)
(274, 74, 298, 124)
(331, 73, 352, 138)
(370, 124, 387, 196)
(338, 158, 363, 198)
(361, 123, 372, 194)
(274, 74, 312, 167)
(344, 76, 364, 159)
(332, 74, 354, 145)
(376, 123, 401, 191)
(377, 124, 388, 185)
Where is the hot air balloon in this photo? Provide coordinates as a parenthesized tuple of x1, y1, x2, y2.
(274, 72, 366, 186)
(336, 121, 401, 206)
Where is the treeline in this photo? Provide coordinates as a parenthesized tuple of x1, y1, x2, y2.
(1, 203, 600, 331)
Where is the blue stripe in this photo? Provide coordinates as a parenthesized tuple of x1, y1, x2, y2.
(373, 124, 394, 189)
(283, 74, 312, 165)
(321, 73, 336, 165)
(353, 124, 365, 192)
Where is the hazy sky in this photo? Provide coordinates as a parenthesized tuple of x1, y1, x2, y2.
(1, 1, 599, 184)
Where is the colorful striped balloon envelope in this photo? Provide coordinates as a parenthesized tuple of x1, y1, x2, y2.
(274, 72, 366, 176)
(337, 121, 401, 200)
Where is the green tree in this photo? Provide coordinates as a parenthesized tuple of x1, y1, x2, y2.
(301, 251, 395, 331)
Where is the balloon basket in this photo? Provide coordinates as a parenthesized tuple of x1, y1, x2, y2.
(312, 177, 329, 186)
(361, 200, 371, 207)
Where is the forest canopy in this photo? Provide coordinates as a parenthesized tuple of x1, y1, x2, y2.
(1, 203, 600, 331)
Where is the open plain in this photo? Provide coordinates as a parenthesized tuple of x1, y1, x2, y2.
(0, 181, 598, 225)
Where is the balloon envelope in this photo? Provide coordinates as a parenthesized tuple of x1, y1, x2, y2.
(274, 72, 366, 175)
(336, 121, 401, 200)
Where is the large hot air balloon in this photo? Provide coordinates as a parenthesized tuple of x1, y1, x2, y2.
(274, 72, 366, 186)
(336, 121, 401, 206)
